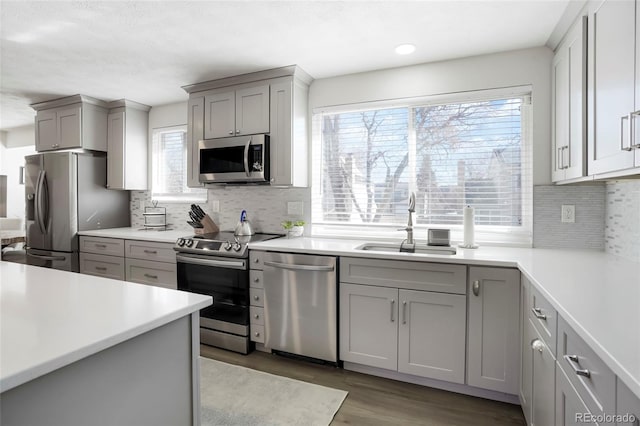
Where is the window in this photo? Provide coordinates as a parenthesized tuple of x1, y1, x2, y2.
(311, 89, 532, 246)
(151, 126, 206, 202)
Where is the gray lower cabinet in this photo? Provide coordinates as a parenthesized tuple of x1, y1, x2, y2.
(339, 280, 466, 383)
(467, 266, 521, 394)
(556, 364, 592, 426)
(616, 379, 640, 426)
(530, 319, 556, 426)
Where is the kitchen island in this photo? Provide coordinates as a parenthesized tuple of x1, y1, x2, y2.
(0, 262, 212, 426)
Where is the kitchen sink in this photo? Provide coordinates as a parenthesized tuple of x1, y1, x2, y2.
(355, 242, 457, 255)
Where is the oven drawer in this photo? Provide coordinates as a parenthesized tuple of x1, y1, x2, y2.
(251, 325, 265, 343)
(250, 250, 265, 270)
(125, 240, 176, 263)
(250, 306, 264, 325)
(80, 236, 124, 257)
(79, 253, 125, 280)
(557, 315, 615, 418)
(250, 270, 263, 288)
(250, 287, 264, 307)
(125, 258, 177, 289)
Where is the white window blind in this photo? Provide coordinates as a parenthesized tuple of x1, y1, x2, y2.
(151, 126, 207, 203)
(311, 90, 532, 246)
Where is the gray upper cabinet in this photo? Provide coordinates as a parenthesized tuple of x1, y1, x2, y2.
(32, 95, 108, 152)
(588, 0, 638, 175)
(183, 65, 312, 188)
(203, 84, 269, 139)
(187, 97, 205, 188)
(106, 100, 150, 190)
(552, 16, 587, 183)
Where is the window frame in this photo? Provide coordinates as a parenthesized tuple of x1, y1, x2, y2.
(310, 86, 533, 247)
(150, 125, 207, 204)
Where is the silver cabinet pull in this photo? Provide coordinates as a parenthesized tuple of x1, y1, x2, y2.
(472, 280, 480, 296)
(95, 244, 107, 249)
(254, 332, 260, 337)
(531, 339, 544, 353)
(228, 130, 234, 135)
(143, 273, 158, 279)
(95, 266, 107, 272)
(254, 314, 260, 319)
(531, 307, 547, 320)
(564, 355, 591, 378)
(390, 299, 395, 322)
(254, 277, 260, 283)
(621, 115, 633, 151)
(143, 249, 157, 254)
(632, 110, 640, 148)
(402, 301, 407, 324)
(254, 295, 260, 301)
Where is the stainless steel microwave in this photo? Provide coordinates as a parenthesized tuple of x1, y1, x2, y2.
(198, 134, 270, 184)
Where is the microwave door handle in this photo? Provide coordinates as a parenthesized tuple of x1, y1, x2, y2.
(244, 138, 251, 177)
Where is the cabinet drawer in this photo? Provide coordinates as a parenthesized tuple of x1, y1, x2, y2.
(557, 315, 615, 419)
(79, 236, 124, 257)
(125, 258, 177, 289)
(556, 362, 593, 426)
(249, 250, 265, 270)
(250, 306, 264, 325)
(251, 324, 265, 343)
(250, 270, 263, 289)
(250, 287, 264, 307)
(529, 284, 557, 356)
(125, 240, 176, 263)
(79, 253, 125, 281)
(340, 257, 466, 294)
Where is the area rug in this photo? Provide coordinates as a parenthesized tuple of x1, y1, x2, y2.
(200, 357, 348, 426)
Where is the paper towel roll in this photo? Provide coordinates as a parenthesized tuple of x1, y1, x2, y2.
(463, 206, 475, 247)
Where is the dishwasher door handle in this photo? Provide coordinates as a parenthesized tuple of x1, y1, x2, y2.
(263, 261, 335, 272)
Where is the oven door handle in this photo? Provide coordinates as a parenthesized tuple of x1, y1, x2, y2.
(176, 254, 246, 269)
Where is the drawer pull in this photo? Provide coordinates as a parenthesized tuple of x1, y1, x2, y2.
(254, 258, 260, 263)
(144, 273, 158, 279)
(95, 266, 107, 272)
(254, 332, 260, 337)
(472, 280, 480, 296)
(254, 277, 260, 283)
(564, 355, 591, 378)
(531, 307, 547, 320)
(254, 295, 260, 301)
(95, 244, 107, 248)
(390, 299, 395, 322)
(531, 339, 544, 353)
(143, 249, 158, 254)
(402, 301, 407, 324)
(254, 314, 260, 320)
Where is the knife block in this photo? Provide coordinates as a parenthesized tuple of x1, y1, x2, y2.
(194, 214, 219, 235)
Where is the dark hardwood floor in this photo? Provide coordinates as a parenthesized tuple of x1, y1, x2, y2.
(200, 345, 526, 426)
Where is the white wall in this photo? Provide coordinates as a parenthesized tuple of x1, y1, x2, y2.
(0, 126, 36, 218)
(309, 46, 553, 185)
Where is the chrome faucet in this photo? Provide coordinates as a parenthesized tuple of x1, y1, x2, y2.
(399, 192, 416, 250)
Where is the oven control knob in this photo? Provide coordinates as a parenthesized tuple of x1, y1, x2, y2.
(177, 238, 185, 247)
(232, 241, 242, 252)
(185, 239, 194, 248)
(224, 241, 233, 251)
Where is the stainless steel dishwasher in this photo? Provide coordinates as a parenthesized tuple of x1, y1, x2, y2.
(262, 252, 337, 362)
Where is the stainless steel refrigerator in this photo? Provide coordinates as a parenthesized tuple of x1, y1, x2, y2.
(24, 151, 130, 271)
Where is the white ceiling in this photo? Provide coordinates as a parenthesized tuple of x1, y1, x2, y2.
(0, 0, 571, 131)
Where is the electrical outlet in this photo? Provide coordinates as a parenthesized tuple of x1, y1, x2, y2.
(287, 201, 304, 216)
(561, 205, 575, 223)
(210, 200, 220, 213)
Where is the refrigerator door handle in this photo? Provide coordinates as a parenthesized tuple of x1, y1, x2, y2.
(27, 252, 66, 261)
(35, 170, 49, 234)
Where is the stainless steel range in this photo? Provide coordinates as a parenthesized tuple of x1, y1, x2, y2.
(174, 231, 282, 354)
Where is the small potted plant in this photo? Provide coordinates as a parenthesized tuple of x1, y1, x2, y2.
(281, 220, 305, 238)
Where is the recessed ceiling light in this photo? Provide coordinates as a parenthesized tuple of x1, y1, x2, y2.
(395, 44, 416, 55)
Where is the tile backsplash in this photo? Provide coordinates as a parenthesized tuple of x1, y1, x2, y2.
(605, 180, 640, 262)
(131, 186, 311, 235)
(533, 184, 606, 250)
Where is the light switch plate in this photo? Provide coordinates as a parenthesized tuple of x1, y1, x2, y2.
(287, 201, 304, 215)
(561, 205, 575, 223)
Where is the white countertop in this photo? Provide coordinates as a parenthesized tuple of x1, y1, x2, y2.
(78, 227, 192, 243)
(249, 237, 640, 398)
(0, 262, 212, 393)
